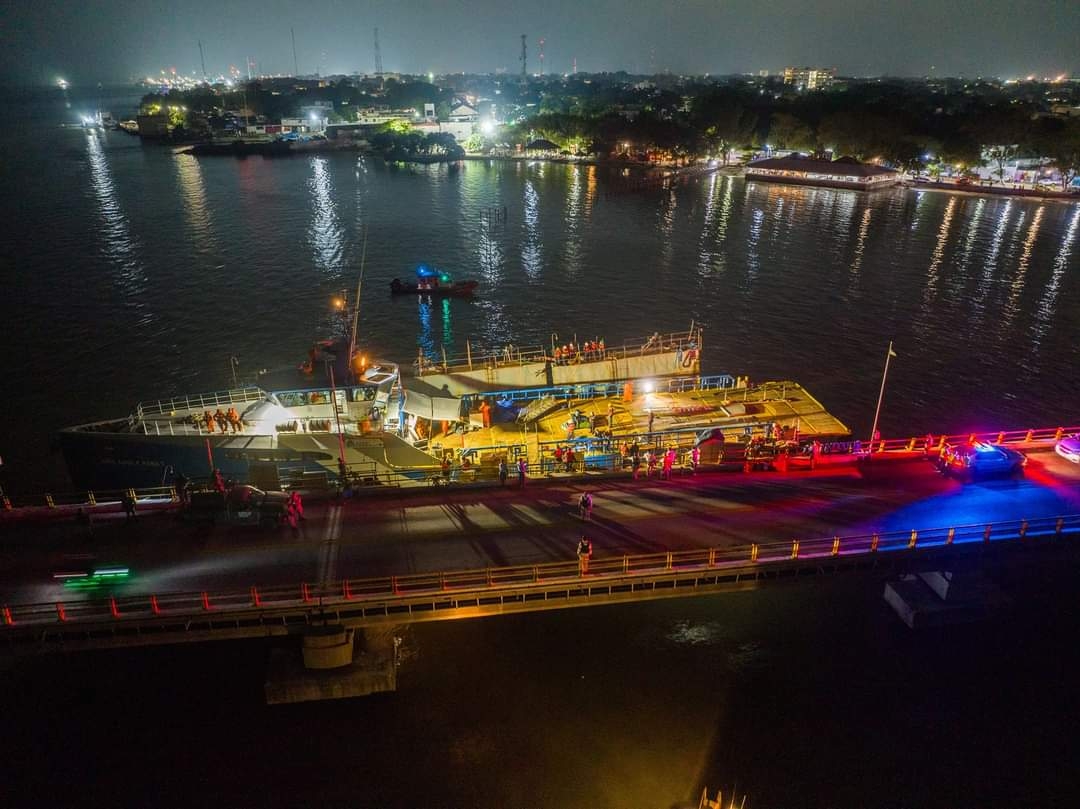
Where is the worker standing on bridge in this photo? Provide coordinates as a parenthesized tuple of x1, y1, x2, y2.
(517, 457, 527, 488)
(498, 459, 508, 487)
(480, 399, 492, 429)
(577, 535, 593, 575)
(691, 446, 700, 474)
(578, 491, 593, 521)
(204, 410, 216, 433)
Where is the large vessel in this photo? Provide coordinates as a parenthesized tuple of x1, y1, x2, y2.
(58, 320, 849, 490)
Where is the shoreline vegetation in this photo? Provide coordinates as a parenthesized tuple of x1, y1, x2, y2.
(128, 72, 1079, 194)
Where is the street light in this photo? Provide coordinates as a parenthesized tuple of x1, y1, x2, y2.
(869, 341, 898, 446)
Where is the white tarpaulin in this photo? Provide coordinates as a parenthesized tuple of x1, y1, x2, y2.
(401, 378, 462, 422)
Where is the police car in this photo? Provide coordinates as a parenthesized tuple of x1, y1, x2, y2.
(936, 441, 1027, 480)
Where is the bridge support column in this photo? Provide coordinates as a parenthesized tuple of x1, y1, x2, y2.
(265, 625, 400, 705)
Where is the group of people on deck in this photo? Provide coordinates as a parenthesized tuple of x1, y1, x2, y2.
(201, 407, 243, 434)
(552, 339, 605, 366)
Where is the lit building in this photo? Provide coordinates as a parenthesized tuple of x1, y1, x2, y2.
(746, 155, 899, 191)
(782, 67, 836, 91)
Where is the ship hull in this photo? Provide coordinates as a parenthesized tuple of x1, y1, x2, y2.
(58, 430, 333, 490)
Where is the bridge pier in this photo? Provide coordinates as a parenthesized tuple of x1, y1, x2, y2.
(883, 571, 1011, 630)
(264, 625, 399, 704)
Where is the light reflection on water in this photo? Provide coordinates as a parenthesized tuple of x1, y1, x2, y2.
(308, 156, 344, 275)
(85, 128, 147, 300)
(521, 179, 541, 280)
(173, 152, 214, 251)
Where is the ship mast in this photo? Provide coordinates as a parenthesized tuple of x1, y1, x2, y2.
(348, 227, 368, 382)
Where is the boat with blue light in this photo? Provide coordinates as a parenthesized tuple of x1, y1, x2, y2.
(390, 265, 478, 297)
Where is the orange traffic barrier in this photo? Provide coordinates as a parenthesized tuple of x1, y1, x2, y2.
(3, 606, 13, 625)
(250, 586, 262, 607)
(151, 595, 161, 615)
(1056, 427, 1064, 439)
(110, 597, 120, 618)
(301, 583, 313, 603)
(343, 580, 353, 600)
(56, 603, 67, 622)
(201, 592, 211, 610)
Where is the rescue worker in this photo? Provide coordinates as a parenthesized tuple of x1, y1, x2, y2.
(517, 457, 527, 488)
(578, 491, 593, 521)
(288, 491, 305, 521)
(214, 408, 229, 434)
(480, 399, 492, 429)
(565, 446, 575, 473)
(498, 459, 508, 487)
(577, 535, 593, 575)
(622, 381, 634, 403)
(227, 407, 241, 433)
(204, 410, 216, 433)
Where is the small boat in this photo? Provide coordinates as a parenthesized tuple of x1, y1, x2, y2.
(390, 265, 478, 297)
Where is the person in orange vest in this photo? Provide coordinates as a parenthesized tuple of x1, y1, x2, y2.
(480, 399, 492, 429)
(227, 407, 241, 433)
(203, 410, 215, 433)
(622, 381, 634, 403)
(214, 409, 228, 434)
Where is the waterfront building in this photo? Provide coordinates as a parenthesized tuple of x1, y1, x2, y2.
(746, 155, 899, 190)
(782, 66, 836, 91)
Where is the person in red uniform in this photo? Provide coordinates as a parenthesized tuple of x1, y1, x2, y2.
(480, 400, 492, 429)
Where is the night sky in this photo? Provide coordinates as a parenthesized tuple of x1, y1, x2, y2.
(1, 0, 1077, 84)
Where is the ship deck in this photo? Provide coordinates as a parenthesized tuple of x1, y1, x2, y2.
(429, 380, 848, 462)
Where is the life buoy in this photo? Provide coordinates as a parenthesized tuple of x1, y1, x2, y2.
(682, 348, 698, 368)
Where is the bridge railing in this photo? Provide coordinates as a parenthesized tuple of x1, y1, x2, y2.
(5, 514, 1079, 632)
(136, 387, 265, 418)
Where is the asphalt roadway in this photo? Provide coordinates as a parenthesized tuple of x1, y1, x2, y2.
(3, 450, 1080, 607)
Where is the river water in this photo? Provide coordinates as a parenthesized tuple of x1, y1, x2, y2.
(3, 88, 1080, 807)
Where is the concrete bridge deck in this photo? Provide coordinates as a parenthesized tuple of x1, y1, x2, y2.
(3, 448, 1080, 640)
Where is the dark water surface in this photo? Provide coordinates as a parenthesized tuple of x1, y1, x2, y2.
(3, 89, 1080, 808)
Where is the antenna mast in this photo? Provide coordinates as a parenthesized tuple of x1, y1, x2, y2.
(373, 27, 383, 75)
(520, 34, 527, 80)
(198, 40, 207, 80)
(291, 28, 299, 76)
(349, 227, 368, 376)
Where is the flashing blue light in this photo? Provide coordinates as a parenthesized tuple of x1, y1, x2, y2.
(416, 264, 438, 278)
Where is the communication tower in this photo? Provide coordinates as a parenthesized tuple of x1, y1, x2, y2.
(374, 27, 383, 75)
(538, 38, 545, 74)
(520, 34, 527, 79)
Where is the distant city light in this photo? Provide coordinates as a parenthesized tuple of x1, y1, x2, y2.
(480, 119, 495, 136)
(56, 77, 69, 90)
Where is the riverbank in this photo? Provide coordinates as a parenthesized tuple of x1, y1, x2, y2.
(904, 178, 1079, 203)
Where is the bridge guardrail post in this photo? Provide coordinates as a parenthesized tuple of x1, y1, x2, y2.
(708, 548, 716, 568)
(983, 525, 992, 543)
(392, 576, 400, 595)
(666, 552, 673, 570)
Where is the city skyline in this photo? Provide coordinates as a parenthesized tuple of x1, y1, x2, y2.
(1, 0, 1078, 86)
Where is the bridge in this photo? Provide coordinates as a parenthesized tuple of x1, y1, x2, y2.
(3, 425, 1080, 656)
